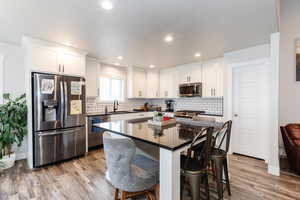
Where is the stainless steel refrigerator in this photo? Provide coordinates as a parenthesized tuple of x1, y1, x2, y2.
(32, 72, 86, 167)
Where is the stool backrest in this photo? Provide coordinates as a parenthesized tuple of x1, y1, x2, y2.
(214, 120, 232, 153)
(185, 127, 214, 169)
(103, 132, 136, 188)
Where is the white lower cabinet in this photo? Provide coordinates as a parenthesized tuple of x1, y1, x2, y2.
(109, 112, 154, 121)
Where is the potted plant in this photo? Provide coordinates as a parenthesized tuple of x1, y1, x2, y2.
(0, 93, 27, 170)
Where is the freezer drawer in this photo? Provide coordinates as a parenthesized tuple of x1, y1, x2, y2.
(34, 126, 86, 167)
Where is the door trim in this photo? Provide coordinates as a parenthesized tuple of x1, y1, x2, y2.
(225, 55, 280, 175)
(226, 59, 269, 153)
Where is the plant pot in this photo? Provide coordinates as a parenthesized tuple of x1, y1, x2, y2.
(0, 153, 16, 171)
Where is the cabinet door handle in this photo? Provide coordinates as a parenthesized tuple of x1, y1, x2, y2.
(59, 64, 61, 72)
(211, 88, 213, 96)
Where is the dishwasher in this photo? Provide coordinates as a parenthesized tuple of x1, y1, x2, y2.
(88, 115, 110, 149)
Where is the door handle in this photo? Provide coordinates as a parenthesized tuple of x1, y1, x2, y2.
(234, 114, 238, 117)
(64, 81, 68, 119)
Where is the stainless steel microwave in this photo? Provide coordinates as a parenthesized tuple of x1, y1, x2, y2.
(179, 82, 202, 97)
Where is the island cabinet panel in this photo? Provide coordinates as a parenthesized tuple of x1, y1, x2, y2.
(127, 67, 147, 98)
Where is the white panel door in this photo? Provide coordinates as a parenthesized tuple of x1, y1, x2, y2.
(232, 61, 270, 159)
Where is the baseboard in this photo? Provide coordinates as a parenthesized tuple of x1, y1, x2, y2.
(268, 165, 280, 176)
(16, 152, 27, 161)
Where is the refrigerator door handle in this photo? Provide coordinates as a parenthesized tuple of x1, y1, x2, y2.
(60, 81, 65, 125)
(64, 81, 68, 119)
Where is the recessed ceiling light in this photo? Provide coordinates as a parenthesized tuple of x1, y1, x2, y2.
(114, 62, 120, 66)
(164, 35, 173, 43)
(101, 0, 113, 10)
(149, 65, 155, 68)
(117, 56, 123, 60)
(195, 52, 201, 57)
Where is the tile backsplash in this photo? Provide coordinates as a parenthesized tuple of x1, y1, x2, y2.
(86, 97, 223, 115)
(86, 98, 147, 114)
(149, 97, 223, 115)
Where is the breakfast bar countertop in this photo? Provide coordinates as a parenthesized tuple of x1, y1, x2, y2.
(94, 117, 222, 151)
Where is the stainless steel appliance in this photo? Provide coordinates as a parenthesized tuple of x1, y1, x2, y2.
(174, 110, 206, 118)
(32, 72, 86, 167)
(179, 82, 202, 97)
(165, 100, 175, 112)
(88, 115, 109, 148)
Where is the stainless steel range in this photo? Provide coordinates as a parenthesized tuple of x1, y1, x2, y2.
(174, 110, 206, 118)
(32, 72, 86, 167)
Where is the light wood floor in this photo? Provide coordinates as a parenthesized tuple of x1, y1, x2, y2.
(0, 149, 300, 200)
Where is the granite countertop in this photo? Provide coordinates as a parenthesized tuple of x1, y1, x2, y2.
(94, 118, 221, 151)
(86, 110, 151, 117)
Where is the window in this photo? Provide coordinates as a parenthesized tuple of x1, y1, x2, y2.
(0, 55, 3, 104)
(99, 77, 124, 101)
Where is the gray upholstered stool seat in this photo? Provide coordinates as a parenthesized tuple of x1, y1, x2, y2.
(103, 132, 159, 198)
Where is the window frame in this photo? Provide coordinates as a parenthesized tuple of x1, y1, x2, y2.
(0, 55, 3, 104)
(98, 76, 125, 103)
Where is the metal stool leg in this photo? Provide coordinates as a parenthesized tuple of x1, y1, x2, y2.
(213, 158, 224, 200)
(223, 158, 231, 196)
(188, 174, 201, 200)
(203, 173, 210, 200)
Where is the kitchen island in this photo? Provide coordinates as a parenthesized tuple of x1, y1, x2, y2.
(94, 117, 219, 200)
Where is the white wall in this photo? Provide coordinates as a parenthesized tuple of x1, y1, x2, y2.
(279, 0, 300, 126)
(0, 41, 26, 160)
(224, 44, 271, 120)
(224, 43, 280, 175)
(0, 55, 3, 104)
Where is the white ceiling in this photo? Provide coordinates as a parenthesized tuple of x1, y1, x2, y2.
(0, 0, 278, 68)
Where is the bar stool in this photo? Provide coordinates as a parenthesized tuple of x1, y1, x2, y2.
(103, 132, 159, 200)
(193, 121, 232, 199)
(180, 127, 214, 200)
(211, 120, 232, 200)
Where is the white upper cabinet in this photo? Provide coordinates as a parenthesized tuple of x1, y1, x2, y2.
(176, 63, 202, 84)
(127, 67, 147, 98)
(86, 58, 100, 97)
(22, 36, 87, 77)
(160, 67, 178, 98)
(202, 59, 224, 97)
(29, 45, 60, 73)
(146, 69, 160, 98)
(61, 52, 86, 77)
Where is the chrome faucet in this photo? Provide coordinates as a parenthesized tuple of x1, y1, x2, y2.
(113, 100, 119, 112)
